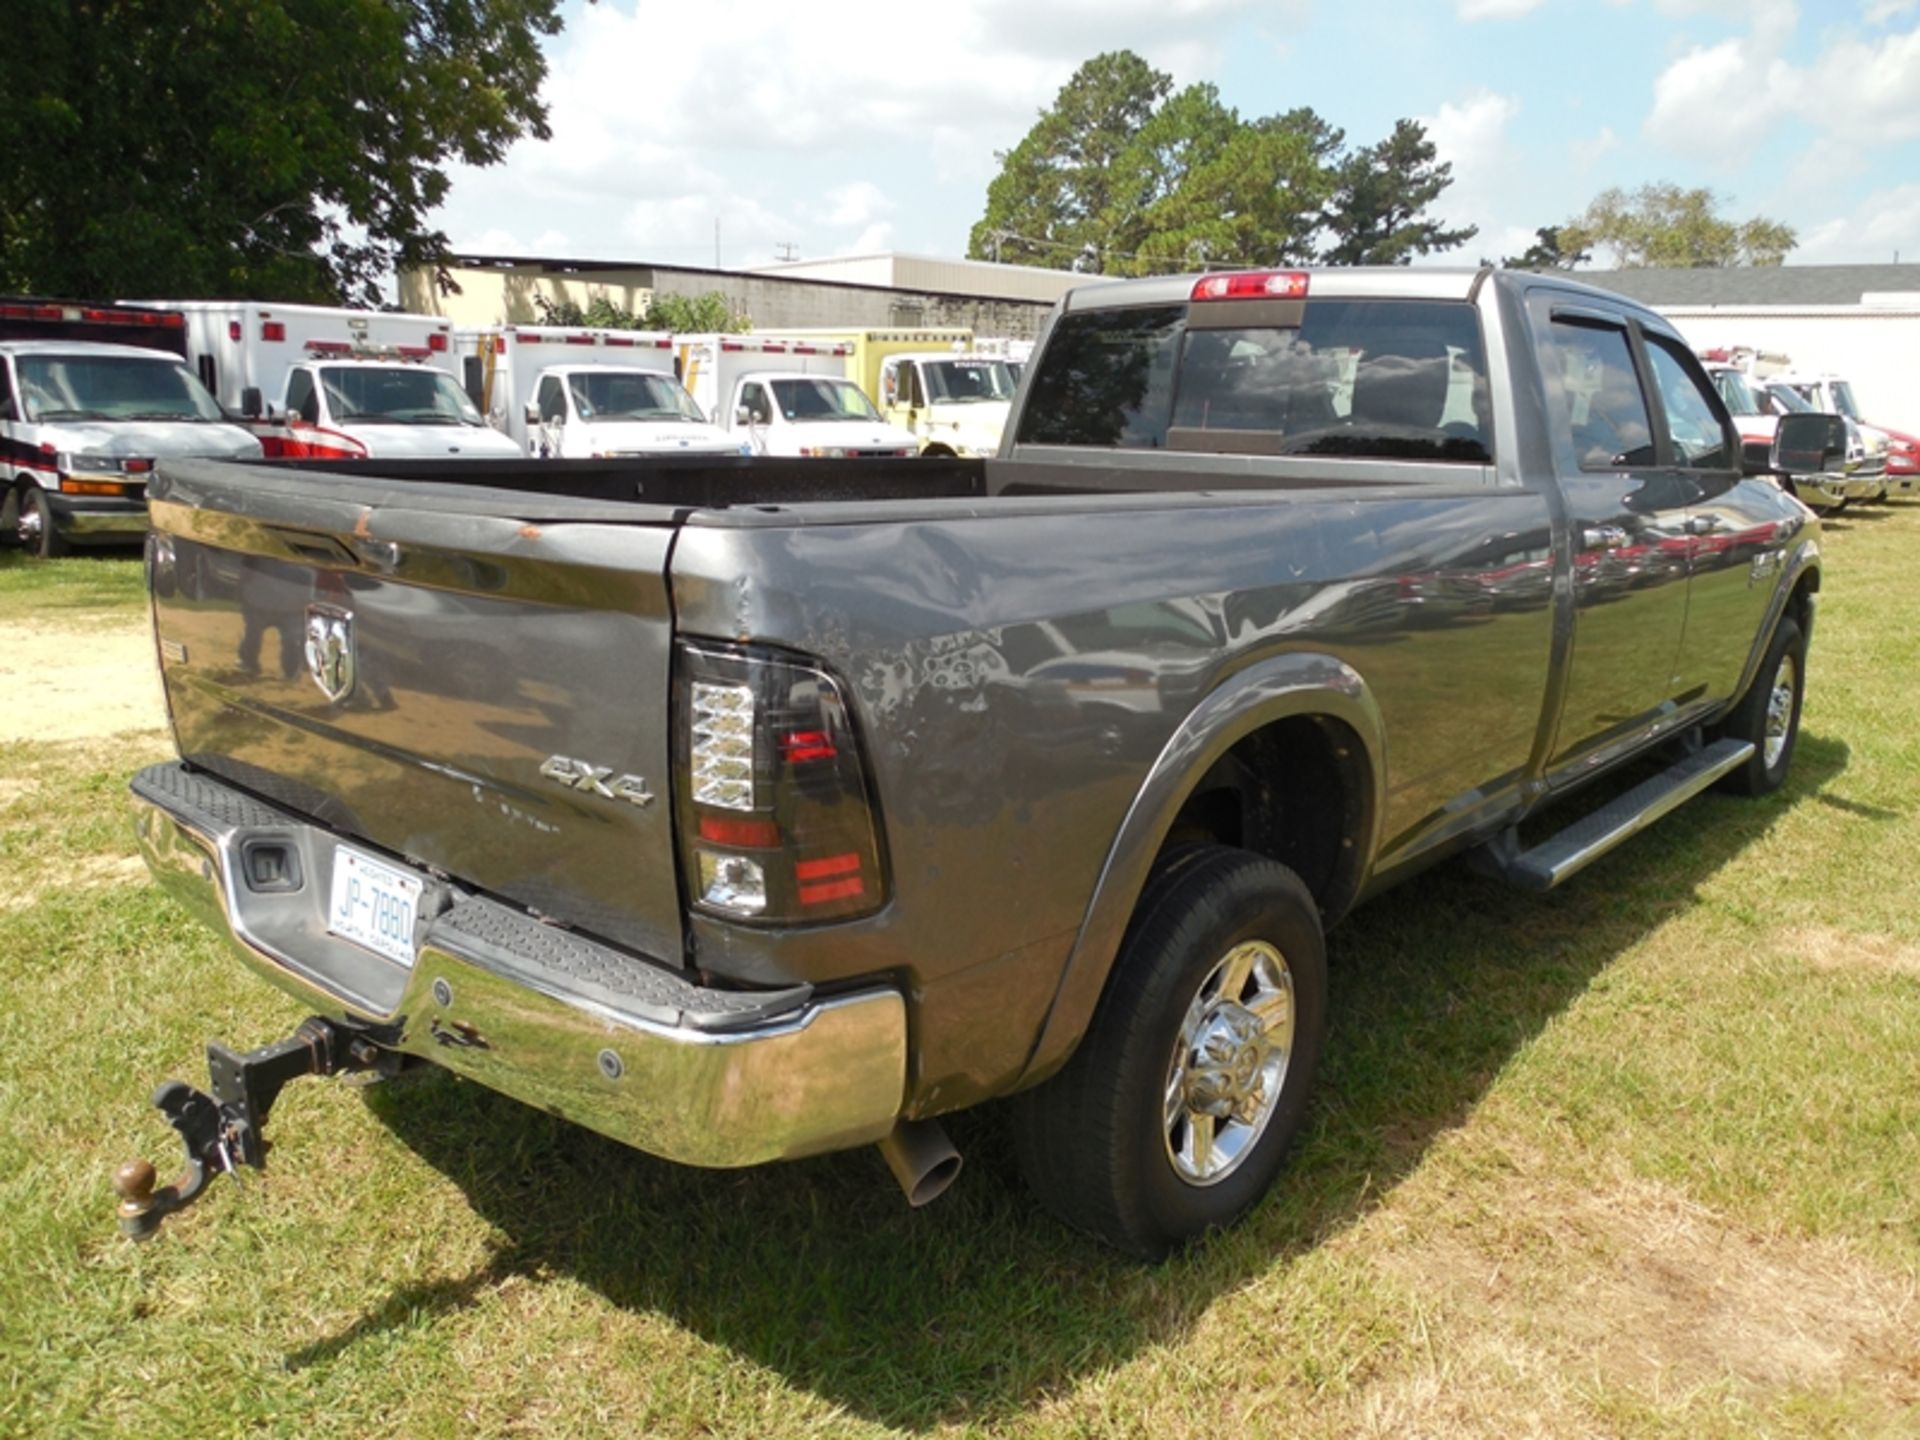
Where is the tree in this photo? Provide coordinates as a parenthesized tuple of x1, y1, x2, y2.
(0, 0, 570, 305)
(1319, 119, 1477, 266)
(1562, 184, 1796, 269)
(1498, 226, 1590, 271)
(968, 51, 1171, 272)
(1113, 105, 1343, 275)
(534, 291, 749, 332)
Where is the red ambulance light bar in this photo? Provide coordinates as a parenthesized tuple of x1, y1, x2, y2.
(651, 337, 672, 348)
(396, 345, 432, 358)
(1191, 270, 1310, 302)
(603, 336, 636, 348)
(760, 341, 789, 354)
(564, 333, 596, 346)
(0, 302, 182, 328)
(79, 307, 183, 328)
(720, 340, 745, 352)
(306, 339, 353, 355)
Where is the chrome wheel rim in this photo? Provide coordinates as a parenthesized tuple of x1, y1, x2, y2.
(16, 500, 40, 546)
(1764, 652, 1797, 769)
(1163, 939, 1294, 1187)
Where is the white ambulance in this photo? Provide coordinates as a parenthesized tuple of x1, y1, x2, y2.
(454, 325, 741, 459)
(675, 335, 916, 458)
(1, 300, 260, 556)
(135, 301, 521, 461)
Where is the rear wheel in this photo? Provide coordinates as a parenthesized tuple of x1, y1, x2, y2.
(1715, 615, 1805, 796)
(1012, 845, 1328, 1258)
(17, 486, 67, 558)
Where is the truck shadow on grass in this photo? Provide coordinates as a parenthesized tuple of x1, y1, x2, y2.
(318, 733, 1852, 1429)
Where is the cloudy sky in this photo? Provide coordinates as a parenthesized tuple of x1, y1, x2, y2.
(434, 0, 1920, 272)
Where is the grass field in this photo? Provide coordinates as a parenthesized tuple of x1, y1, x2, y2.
(0, 512, 1916, 1438)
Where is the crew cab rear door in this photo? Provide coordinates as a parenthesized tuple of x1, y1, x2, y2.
(146, 460, 687, 962)
(1528, 295, 1694, 768)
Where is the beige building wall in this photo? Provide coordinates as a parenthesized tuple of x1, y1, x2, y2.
(398, 258, 1060, 340)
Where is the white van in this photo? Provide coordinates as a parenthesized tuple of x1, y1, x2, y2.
(1, 302, 259, 556)
(135, 301, 522, 461)
(676, 335, 916, 457)
(455, 325, 741, 458)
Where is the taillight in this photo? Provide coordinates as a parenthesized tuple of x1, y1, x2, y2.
(675, 643, 886, 924)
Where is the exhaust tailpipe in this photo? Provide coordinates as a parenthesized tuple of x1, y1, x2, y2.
(877, 1119, 961, 1207)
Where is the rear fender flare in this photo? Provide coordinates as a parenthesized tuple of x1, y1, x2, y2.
(1013, 651, 1387, 1089)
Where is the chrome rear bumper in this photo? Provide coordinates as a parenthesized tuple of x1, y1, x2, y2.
(130, 763, 907, 1168)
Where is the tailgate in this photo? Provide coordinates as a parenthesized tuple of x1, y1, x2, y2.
(146, 460, 688, 962)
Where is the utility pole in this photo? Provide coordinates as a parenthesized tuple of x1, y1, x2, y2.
(714, 219, 720, 270)
(774, 242, 799, 262)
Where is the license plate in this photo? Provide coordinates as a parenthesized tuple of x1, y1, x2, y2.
(327, 845, 423, 967)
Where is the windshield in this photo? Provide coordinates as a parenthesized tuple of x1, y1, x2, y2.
(767, 377, 881, 423)
(1710, 369, 1761, 415)
(1830, 380, 1860, 419)
(1766, 383, 1816, 413)
(320, 366, 483, 426)
(921, 358, 1017, 404)
(567, 371, 706, 423)
(17, 354, 226, 424)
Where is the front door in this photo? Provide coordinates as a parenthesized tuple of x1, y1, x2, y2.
(1532, 299, 1694, 769)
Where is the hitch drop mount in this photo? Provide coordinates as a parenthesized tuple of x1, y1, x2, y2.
(113, 1016, 389, 1241)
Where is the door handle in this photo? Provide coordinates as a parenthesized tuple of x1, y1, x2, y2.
(1686, 513, 1724, 536)
(1580, 525, 1629, 551)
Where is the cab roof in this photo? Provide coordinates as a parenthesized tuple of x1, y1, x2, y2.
(0, 340, 186, 360)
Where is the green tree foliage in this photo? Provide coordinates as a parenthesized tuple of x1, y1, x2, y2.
(0, 0, 569, 304)
(1497, 226, 1591, 271)
(534, 291, 749, 332)
(1562, 184, 1797, 269)
(967, 51, 1171, 272)
(1318, 120, 1477, 266)
(968, 53, 1466, 274)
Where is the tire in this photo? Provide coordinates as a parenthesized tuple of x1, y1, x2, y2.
(1012, 845, 1328, 1258)
(1714, 615, 1806, 796)
(17, 485, 68, 558)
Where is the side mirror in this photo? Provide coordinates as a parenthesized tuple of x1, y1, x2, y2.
(240, 386, 263, 419)
(524, 402, 540, 427)
(0, 396, 15, 422)
(734, 405, 753, 427)
(1770, 412, 1847, 476)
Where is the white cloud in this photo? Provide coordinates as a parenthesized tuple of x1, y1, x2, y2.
(1791, 182, 1920, 263)
(1570, 125, 1617, 169)
(821, 181, 893, 230)
(431, 0, 1280, 264)
(1863, 0, 1916, 24)
(1457, 0, 1544, 17)
(1642, 6, 1920, 163)
(1417, 89, 1523, 253)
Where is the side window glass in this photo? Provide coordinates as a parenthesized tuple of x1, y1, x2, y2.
(741, 382, 770, 424)
(905, 364, 925, 409)
(538, 377, 565, 423)
(1544, 320, 1655, 469)
(0, 361, 15, 420)
(1644, 337, 1731, 469)
(285, 369, 317, 425)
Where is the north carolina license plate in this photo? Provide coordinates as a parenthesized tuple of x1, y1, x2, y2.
(327, 845, 423, 967)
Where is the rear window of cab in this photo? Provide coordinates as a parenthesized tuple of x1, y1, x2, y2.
(1015, 298, 1492, 464)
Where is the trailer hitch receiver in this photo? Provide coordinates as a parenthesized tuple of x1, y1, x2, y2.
(113, 1016, 388, 1241)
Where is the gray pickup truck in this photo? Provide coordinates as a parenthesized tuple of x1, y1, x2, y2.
(120, 268, 1833, 1258)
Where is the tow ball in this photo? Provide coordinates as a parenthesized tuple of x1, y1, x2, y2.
(113, 1016, 390, 1241)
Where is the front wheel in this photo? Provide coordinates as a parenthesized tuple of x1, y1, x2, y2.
(1012, 846, 1328, 1258)
(1715, 616, 1806, 796)
(17, 486, 67, 558)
